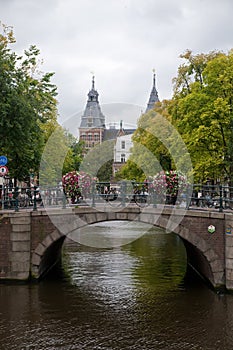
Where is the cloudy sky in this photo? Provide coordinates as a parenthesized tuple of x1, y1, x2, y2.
(1, 0, 233, 131)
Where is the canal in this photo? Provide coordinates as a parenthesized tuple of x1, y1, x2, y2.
(0, 221, 232, 349)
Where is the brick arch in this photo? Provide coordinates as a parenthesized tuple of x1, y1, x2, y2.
(30, 209, 225, 288)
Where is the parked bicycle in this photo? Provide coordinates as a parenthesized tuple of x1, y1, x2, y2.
(102, 183, 151, 208)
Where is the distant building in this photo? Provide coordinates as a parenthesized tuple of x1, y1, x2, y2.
(78, 76, 136, 150)
(78, 73, 160, 178)
(79, 76, 106, 149)
(112, 133, 133, 177)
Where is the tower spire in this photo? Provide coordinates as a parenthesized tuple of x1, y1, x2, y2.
(145, 70, 159, 113)
(153, 71, 156, 89)
(79, 75, 106, 130)
(92, 75, 95, 90)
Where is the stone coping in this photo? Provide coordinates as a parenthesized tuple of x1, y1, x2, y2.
(0, 206, 229, 220)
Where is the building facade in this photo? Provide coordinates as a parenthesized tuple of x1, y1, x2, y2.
(79, 73, 160, 177)
(79, 76, 106, 150)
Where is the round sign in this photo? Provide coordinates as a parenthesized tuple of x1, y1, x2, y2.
(0, 156, 8, 166)
(0, 166, 8, 176)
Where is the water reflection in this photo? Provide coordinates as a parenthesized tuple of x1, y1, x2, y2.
(0, 222, 233, 349)
(67, 220, 155, 248)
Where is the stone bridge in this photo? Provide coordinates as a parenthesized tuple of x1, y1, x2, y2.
(1, 206, 233, 291)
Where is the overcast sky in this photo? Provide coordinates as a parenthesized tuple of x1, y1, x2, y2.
(1, 0, 233, 132)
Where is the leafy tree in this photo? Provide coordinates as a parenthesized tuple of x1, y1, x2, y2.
(116, 159, 144, 182)
(116, 107, 170, 182)
(171, 49, 233, 183)
(39, 126, 85, 186)
(79, 140, 114, 182)
(0, 23, 58, 184)
(117, 100, 192, 182)
(68, 139, 85, 172)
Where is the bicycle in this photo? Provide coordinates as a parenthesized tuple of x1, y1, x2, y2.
(102, 183, 152, 208)
(103, 187, 122, 208)
(131, 188, 151, 207)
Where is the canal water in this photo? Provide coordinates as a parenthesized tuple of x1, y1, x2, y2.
(0, 221, 233, 350)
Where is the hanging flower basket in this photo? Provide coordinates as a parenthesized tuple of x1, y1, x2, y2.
(62, 171, 94, 203)
(149, 170, 188, 204)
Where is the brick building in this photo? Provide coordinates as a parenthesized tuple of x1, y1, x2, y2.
(79, 73, 160, 177)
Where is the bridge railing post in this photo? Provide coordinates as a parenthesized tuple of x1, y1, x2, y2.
(14, 186, 19, 212)
(91, 180, 96, 207)
(151, 187, 157, 208)
(33, 186, 37, 211)
(185, 184, 192, 210)
(121, 181, 126, 207)
(219, 184, 223, 212)
(62, 190, 67, 209)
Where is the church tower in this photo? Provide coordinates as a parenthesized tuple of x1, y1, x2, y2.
(145, 72, 159, 113)
(79, 76, 106, 149)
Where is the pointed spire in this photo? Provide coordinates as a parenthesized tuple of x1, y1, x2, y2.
(120, 120, 123, 130)
(87, 75, 99, 103)
(92, 75, 95, 90)
(146, 70, 159, 113)
(153, 72, 156, 89)
(79, 75, 106, 129)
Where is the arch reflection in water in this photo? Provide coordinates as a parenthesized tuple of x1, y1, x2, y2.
(63, 222, 187, 296)
(67, 220, 155, 249)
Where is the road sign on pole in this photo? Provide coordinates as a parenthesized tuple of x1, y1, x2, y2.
(0, 166, 8, 176)
(0, 156, 8, 166)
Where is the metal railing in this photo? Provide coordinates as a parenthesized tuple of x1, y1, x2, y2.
(0, 182, 233, 212)
(0, 185, 65, 212)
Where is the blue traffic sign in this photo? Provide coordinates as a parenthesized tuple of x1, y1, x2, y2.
(0, 156, 8, 166)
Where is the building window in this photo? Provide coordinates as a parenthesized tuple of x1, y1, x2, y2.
(121, 141, 125, 149)
(88, 133, 92, 140)
(94, 133, 99, 141)
(121, 154, 126, 163)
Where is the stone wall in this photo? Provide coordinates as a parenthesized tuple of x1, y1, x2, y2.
(0, 213, 31, 280)
(224, 214, 233, 290)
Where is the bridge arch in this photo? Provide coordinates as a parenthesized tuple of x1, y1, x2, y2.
(31, 208, 224, 289)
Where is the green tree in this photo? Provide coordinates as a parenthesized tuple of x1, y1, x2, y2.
(39, 126, 85, 186)
(0, 24, 58, 184)
(80, 140, 114, 182)
(171, 49, 233, 183)
(117, 100, 191, 182)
